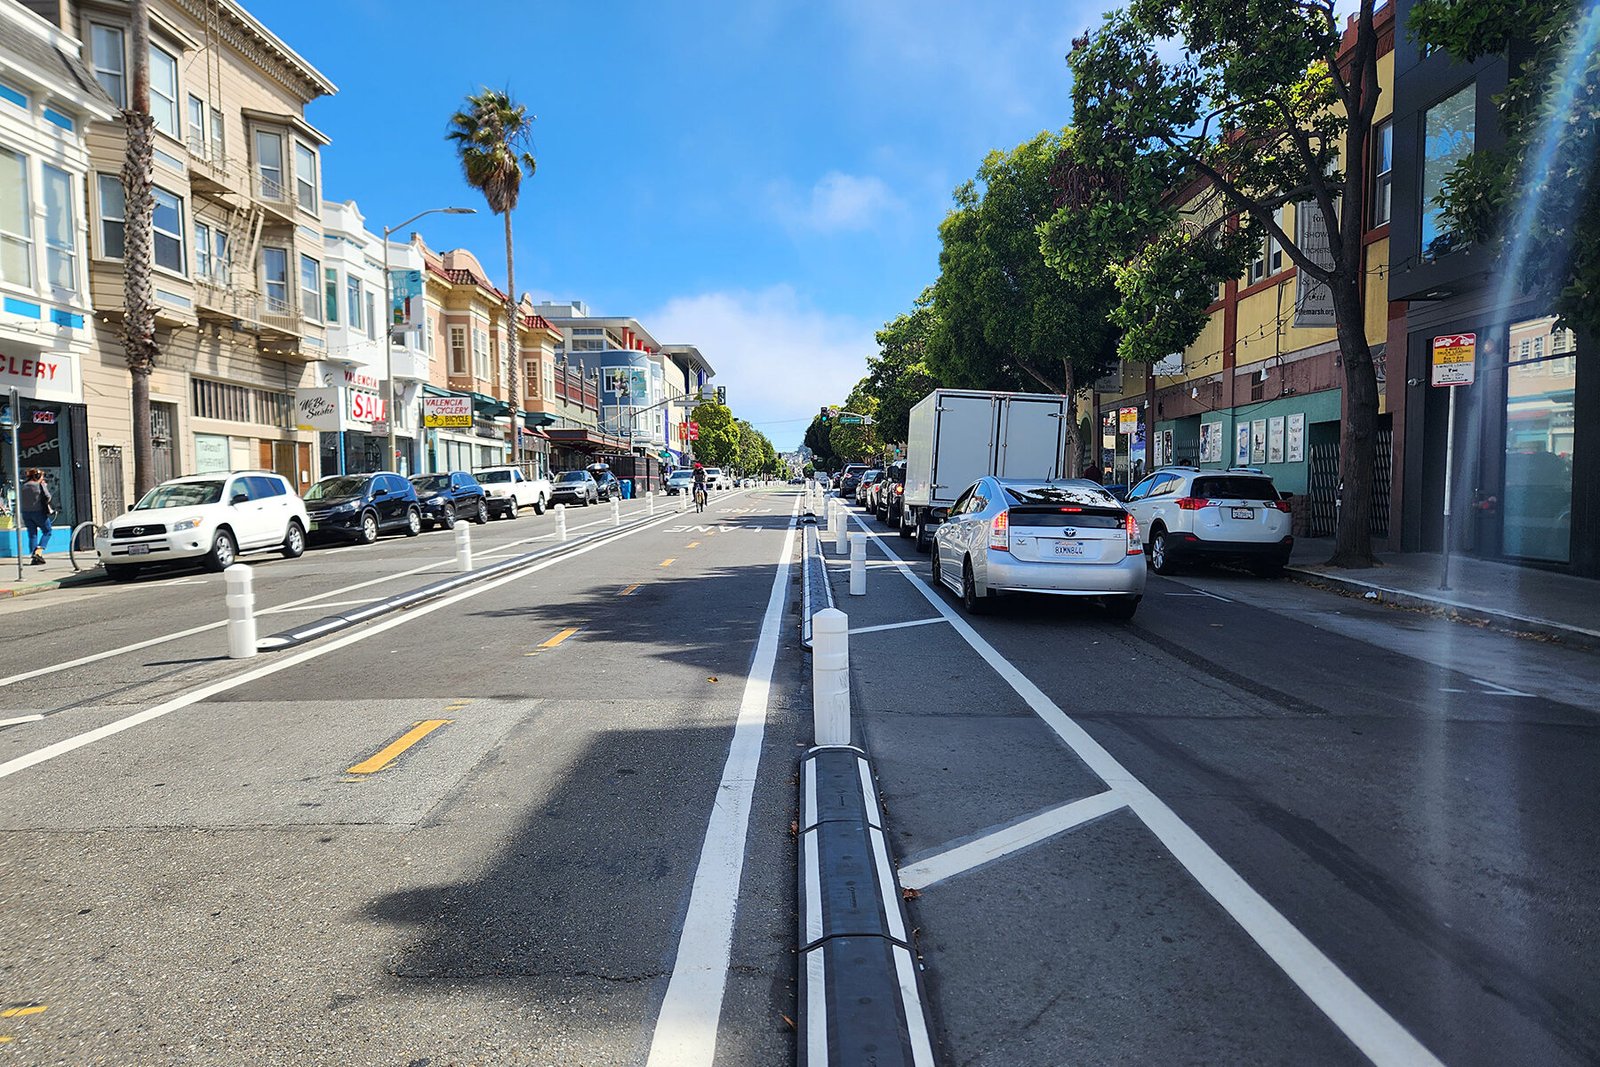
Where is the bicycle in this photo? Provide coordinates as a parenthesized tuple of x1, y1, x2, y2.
(693, 485, 708, 513)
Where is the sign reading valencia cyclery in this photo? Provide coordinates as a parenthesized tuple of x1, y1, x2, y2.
(423, 395, 473, 428)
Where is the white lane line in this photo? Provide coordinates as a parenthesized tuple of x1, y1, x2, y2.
(1473, 677, 1533, 698)
(868, 826, 906, 943)
(646, 494, 799, 1067)
(0, 714, 45, 728)
(257, 598, 380, 615)
(898, 791, 1128, 890)
(803, 830, 823, 945)
(0, 511, 680, 782)
(0, 512, 629, 690)
(848, 617, 950, 637)
(892, 944, 937, 1067)
(848, 514, 1446, 1067)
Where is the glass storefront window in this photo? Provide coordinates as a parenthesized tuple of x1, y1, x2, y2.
(1502, 316, 1575, 562)
(1421, 84, 1475, 260)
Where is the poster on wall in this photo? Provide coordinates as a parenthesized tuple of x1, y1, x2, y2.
(1268, 416, 1285, 463)
(194, 434, 229, 472)
(1287, 413, 1305, 462)
(1236, 425, 1250, 466)
(1250, 419, 1267, 464)
(1199, 422, 1222, 463)
(1161, 429, 1173, 466)
(1154, 429, 1166, 466)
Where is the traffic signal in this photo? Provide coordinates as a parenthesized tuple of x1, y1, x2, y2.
(715, 385, 726, 406)
(819, 406, 830, 423)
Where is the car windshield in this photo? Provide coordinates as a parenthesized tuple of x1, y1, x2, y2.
(556, 471, 589, 483)
(1003, 484, 1118, 507)
(135, 481, 225, 509)
(410, 475, 449, 492)
(305, 476, 369, 501)
(669, 472, 693, 481)
(1192, 476, 1279, 500)
(477, 470, 511, 483)
(862, 471, 882, 482)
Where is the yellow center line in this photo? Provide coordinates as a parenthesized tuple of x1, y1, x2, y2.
(687, 541, 700, 548)
(539, 626, 581, 649)
(347, 720, 452, 775)
(619, 583, 641, 596)
(660, 558, 676, 567)
(0, 1007, 46, 1018)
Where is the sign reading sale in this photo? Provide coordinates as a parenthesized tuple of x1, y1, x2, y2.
(1431, 333, 1476, 387)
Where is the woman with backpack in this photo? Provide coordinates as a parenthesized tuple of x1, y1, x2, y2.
(20, 468, 53, 565)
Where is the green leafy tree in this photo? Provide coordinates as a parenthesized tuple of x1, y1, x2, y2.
(688, 401, 739, 467)
(1054, 1, 1386, 566)
(448, 89, 538, 450)
(1409, 0, 1600, 342)
(927, 131, 1121, 475)
(829, 383, 882, 463)
(803, 414, 839, 469)
(863, 289, 941, 444)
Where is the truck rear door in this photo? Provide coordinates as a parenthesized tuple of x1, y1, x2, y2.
(997, 396, 1067, 480)
(931, 393, 997, 505)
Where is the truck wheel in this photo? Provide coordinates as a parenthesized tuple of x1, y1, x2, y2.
(915, 517, 933, 554)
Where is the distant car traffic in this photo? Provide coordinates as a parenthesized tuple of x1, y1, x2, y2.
(95, 471, 308, 580)
(550, 470, 600, 506)
(474, 465, 550, 519)
(877, 460, 907, 526)
(838, 464, 870, 498)
(304, 472, 422, 544)
(1122, 467, 1293, 575)
(854, 469, 884, 507)
(666, 470, 696, 495)
(408, 471, 490, 529)
(931, 478, 1145, 619)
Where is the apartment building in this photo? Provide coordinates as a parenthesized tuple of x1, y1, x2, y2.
(0, 0, 119, 551)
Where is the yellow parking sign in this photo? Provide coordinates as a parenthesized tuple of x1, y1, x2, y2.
(1431, 333, 1475, 387)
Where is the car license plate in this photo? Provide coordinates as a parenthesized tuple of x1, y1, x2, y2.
(127, 543, 150, 556)
(1052, 540, 1087, 557)
(1231, 507, 1254, 519)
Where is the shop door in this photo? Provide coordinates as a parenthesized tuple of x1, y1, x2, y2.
(99, 445, 126, 519)
(151, 403, 177, 483)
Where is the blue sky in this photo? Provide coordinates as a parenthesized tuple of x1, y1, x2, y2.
(256, 0, 1107, 448)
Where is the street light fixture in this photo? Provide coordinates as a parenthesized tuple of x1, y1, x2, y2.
(383, 206, 476, 472)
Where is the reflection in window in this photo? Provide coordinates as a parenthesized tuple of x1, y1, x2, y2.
(1421, 84, 1475, 260)
(1502, 316, 1574, 562)
(1371, 119, 1392, 226)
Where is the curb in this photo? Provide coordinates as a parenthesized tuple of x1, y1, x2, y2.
(1284, 565, 1600, 650)
(0, 568, 108, 599)
(800, 519, 834, 651)
(798, 744, 936, 1067)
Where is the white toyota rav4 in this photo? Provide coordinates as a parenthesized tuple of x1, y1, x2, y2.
(95, 471, 309, 580)
(1122, 466, 1294, 576)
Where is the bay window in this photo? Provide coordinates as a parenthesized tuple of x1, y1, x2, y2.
(299, 254, 320, 321)
(0, 147, 32, 286)
(152, 187, 184, 273)
(149, 44, 179, 138)
(90, 25, 125, 108)
(97, 174, 124, 258)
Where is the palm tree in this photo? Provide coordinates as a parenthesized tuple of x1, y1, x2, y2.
(123, 0, 159, 496)
(446, 90, 537, 461)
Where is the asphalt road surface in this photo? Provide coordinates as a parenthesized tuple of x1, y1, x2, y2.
(4, 485, 1598, 1066)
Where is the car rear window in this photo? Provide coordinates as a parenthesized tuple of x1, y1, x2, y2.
(477, 470, 511, 483)
(1192, 477, 1279, 500)
(556, 471, 588, 483)
(1003, 485, 1118, 507)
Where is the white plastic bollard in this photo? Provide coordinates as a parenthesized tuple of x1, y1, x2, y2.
(611, 496, 621, 526)
(648, 490, 655, 516)
(831, 500, 848, 553)
(454, 522, 473, 572)
(224, 564, 256, 659)
(555, 503, 568, 541)
(849, 532, 867, 596)
(812, 608, 851, 745)
(679, 490, 689, 513)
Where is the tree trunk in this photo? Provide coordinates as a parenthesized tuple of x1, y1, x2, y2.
(503, 212, 519, 464)
(1062, 357, 1079, 477)
(124, 0, 158, 499)
(1328, 273, 1380, 567)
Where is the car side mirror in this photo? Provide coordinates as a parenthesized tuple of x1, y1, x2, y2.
(230, 491, 248, 506)
(373, 487, 387, 497)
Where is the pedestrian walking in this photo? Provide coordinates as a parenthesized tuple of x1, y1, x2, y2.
(20, 468, 53, 565)
(1083, 464, 1103, 484)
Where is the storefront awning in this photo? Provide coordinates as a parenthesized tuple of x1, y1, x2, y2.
(469, 391, 510, 419)
(543, 427, 633, 454)
(523, 410, 558, 429)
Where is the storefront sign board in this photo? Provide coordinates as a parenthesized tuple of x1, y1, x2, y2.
(423, 395, 473, 428)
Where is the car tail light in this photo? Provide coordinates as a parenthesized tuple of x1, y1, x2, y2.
(1175, 497, 1210, 510)
(1125, 513, 1143, 555)
(1270, 500, 1291, 513)
(894, 484, 903, 495)
(989, 509, 1010, 551)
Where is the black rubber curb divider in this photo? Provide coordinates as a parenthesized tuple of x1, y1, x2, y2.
(256, 514, 659, 652)
(798, 743, 936, 1066)
(800, 520, 834, 652)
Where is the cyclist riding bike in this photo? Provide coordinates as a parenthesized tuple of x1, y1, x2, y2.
(692, 463, 708, 513)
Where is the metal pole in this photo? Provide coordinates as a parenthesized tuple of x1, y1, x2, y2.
(383, 228, 396, 473)
(8, 388, 22, 581)
(812, 608, 850, 745)
(1440, 384, 1458, 591)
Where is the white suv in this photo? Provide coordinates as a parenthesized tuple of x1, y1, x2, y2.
(701, 467, 730, 490)
(473, 466, 551, 519)
(1123, 467, 1293, 576)
(96, 471, 309, 581)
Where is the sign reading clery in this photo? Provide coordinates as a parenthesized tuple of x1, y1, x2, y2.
(1, 349, 78, 404)
(423, 395, 473, 428)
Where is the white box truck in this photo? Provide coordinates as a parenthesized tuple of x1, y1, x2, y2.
(901, 389, 1073, 551)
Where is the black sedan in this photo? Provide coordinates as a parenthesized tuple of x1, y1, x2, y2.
(590, 469, 620, 501)
(550, 470, 600, 507)
(408, 471, 490, 529)
(304, 472, 423, 544)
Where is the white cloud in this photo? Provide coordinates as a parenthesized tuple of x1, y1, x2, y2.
(646, 286, 876, 451)
(771, 172, 905, 234)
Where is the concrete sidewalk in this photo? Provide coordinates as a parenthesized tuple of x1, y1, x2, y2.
(0, 557, 105, 599)
(1287, 537, 1600, 649)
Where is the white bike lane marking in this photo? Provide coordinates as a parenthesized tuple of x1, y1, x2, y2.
(846, 513, 1446, 1067)
(645, 494, 799, 1067)
(0, 510, 683, 781)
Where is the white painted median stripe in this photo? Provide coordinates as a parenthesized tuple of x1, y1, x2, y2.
(646, 494, 798, 1067)
(899, 790, 1128, 891)
(848, 617, 949, 636)
(0, 715, 45, 728)
(0, 513, 680, 782)
(849, 513, 1446, 1067)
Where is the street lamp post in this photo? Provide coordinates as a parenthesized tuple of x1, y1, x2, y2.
(382, 206, 475, 473)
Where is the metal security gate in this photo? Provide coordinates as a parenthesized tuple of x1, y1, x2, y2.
(1305, 423, 1392, 539)
(98, 445, 125, 520)
(151, 404, 177, 484)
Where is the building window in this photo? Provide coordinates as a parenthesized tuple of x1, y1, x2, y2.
(424, 314, 434, 355)
(90, 25, 125, 108)
(324, 267, 339, 323)
(186, 95, 206, 156)
(152, 187, 184, 274)
(149, 44, 179, 138)
(262, 247, 288, 311)
(526, 362, 540, 396)
(42, 165, 76, 292)
(96, 174, 125, 258)
(293, 143, 317, 212)
(450, 325, 468, 374)
(1502, 315, 1574, 563)
(254, 129, 284, 200)
(366, 291, 377, 341)
(0, 148, 33, 287)
(1421, 83, 1475, 260)
(472, 326, 489, 379)
(299, 255, 320, 321)
(346, 274, 363, 330)
(1371, 119, 1392, 226)
(195, 219, 212, 281)
(210, 106, 225, 162)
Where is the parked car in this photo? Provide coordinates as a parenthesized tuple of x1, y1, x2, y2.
(932, 478, 1145, 619)
(474, 465, 550, 519)
(788, 475, 805, 485)
(1122, 466, 1293, 576)
(876, 460, 907, 526)
(550, 469, 600, 506)
(304, 472, 422, 544)
(95, 471, 309, 580)
(701, 466, 731, 490)
(838, 463, 870, 498)
(855, 468, 884, 507)
(588, 467, 620, 501)
(666, 470, 697, 495)
(408, 471, 490, 529)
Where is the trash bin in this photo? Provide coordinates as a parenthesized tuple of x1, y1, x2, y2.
(621, 479, 633, 499)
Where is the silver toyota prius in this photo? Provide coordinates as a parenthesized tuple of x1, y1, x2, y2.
(931, 478, 1147, 619)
